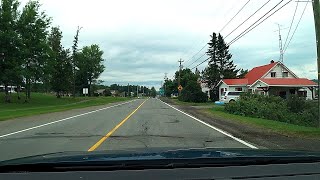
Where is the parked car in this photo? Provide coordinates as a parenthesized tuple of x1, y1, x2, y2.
(220, 91, 242, 103)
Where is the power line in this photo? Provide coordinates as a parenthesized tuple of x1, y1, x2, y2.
(228, 0, 287, 46)
(186, 49, 207, 68)
(283, 1, 309, 52)
(191, 0, 292, 70)
(184, 0, 252, 68)
(218, 0, 252, 33)
(283, 2, 299, 50)
(184, 44, 207, 67)
(224, 0, 272, 39)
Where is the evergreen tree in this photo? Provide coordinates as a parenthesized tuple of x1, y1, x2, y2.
(202, 32, 239, 101)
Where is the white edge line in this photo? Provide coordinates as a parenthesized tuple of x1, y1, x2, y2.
(159, 99, 258, 149)
(0, 100, 138, 138)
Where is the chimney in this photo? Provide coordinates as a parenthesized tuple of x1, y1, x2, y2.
(270, 60, 275, 64)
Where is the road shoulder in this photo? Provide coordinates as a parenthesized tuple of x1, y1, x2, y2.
(160, 98, 320, 152)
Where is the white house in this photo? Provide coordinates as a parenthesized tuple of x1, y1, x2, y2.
(202, 60, 317, 100)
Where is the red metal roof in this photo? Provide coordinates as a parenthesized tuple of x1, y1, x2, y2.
(260, 78, 317, 86)
(245, 62, 277, 85)
(222, 79, 248, 85)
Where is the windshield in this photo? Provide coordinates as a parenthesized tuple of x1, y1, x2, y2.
(0, 0, 320, 164)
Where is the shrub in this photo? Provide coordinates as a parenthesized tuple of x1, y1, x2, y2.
(225, 93, 318, 127)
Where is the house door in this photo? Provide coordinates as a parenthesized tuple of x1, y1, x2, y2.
(220, 88, 224, 99)
(279, 91, 286, 99)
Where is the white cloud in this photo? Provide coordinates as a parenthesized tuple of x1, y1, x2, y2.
(19, 0, 317, 89)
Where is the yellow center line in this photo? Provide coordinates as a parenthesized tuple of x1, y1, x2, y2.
(87, 99, 147, 152)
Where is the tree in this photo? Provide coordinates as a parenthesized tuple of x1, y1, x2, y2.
(18, 0, 51, 101)
(179, 80, 207, 103)
(48, 27, 72, 98)
(202, 32, 239, 101)
(0, 0, 21, 102)
(237, 69, 248, 78)
(76, 44, 105, 96)
(104, 88, 112, 96)
(150, 87, 157, 98)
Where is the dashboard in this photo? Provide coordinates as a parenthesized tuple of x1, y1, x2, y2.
(1, 162, 320, 179)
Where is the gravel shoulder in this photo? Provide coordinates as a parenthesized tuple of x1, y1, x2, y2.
(161, 98, 320, 151)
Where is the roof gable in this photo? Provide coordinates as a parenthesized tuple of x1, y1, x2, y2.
(245, 62, 277, 85)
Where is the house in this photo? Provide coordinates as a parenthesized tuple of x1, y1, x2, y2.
(94, 89, 106, 96)
(215, 60, 317, 100)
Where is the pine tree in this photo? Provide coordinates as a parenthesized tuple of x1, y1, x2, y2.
(202, 32, 239, 101)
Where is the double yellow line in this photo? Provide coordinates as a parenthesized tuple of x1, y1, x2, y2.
(88, 99, 147, 152)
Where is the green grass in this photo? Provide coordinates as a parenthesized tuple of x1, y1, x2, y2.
(0, 93, 130, 121)
(204, 106, 320, 139)
(170, 98, 214, 107)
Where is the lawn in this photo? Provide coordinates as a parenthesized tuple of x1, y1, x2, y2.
(205, 106, 320, 139)
(0, 93, 130, 121)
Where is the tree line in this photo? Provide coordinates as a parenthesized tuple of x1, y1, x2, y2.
(163, 32, 248, 102)
(0, 0, 105, 102)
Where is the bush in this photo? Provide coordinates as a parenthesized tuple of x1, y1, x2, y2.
(225, 93, 318, 127)
(178, 80, 207, 103)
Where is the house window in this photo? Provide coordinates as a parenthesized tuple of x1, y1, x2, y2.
(224, 88, 227, 91)
(283, 72, 288, 77)
(271, 72, 276, 77)
(235, 87, 243, 91)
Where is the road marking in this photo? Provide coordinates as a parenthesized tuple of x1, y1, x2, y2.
(0, 100, 137, 138)
(88, 99, 147, 152)
(159, 99, 258, 149)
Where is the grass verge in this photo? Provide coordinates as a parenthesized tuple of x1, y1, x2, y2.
(0, 93, 130, 121)
(204, 106, 320, 139)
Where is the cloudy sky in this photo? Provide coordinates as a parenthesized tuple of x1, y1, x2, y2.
(21, 0, 316, 89)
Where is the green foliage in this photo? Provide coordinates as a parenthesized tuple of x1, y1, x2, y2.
(178, 80, 207, 103)
(150, 87, 157, 98)
(47, 27, 73, 98)
(75, 44, 105, 96)
(18, 0, 51, 100)
(202, 32, 239, 101)
(237, 69, 248, 78)
(104, 88, 112, 96)
(0, 0, 22, 102)
(225, 93, 319, 127)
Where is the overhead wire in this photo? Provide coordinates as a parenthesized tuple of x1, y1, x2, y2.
(283, 1, 309, 52)
(227, 0, 287, 45)
(224, 0, 272, 39)
(283, 1, 299, 50)
(191, 0, 293, 70)
(184, 0, 252, 68)
(218, 0, 252, 33)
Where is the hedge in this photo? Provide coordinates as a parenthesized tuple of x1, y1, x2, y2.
(225, 93, 318, 127)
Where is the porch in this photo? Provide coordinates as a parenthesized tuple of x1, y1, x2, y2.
(253, 86, 316, 100)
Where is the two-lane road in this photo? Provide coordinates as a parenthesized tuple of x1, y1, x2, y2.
(0, 98, 257, 161)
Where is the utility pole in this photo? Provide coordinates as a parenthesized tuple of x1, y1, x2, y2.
(312, 0, 320, 128)
(164, 73, 168, 97)
(127, 83, 129, 97)
(72, 26, 82, 98)
(137, 85, 139, 98)
(178, 59, 184, 96)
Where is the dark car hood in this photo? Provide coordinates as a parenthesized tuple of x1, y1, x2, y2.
(2, 147, 320, 166)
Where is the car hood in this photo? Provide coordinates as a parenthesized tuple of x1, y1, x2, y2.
(2, 147, 320, 166)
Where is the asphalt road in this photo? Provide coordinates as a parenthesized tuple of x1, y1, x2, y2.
(0, 98, 256, 161)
